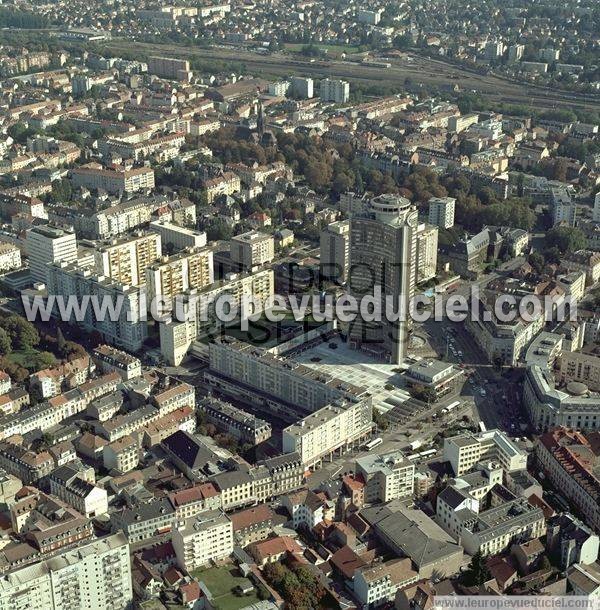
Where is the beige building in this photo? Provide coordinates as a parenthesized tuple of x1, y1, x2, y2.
(230, 230, 274, 271)
(355, 450, 415, 503)
(94, 232, 161, 287)
(146, 247, 214, 305)
(0, 243, 21, 272)
(443, 429, 527, 476)
(70, 164, 155, 194)
(416, 223, 438, 283)
(557, 351, 600, 392)
(103, 435, 139, 473)
(171, 510, 233, 571)
(320, 220, 350, 282)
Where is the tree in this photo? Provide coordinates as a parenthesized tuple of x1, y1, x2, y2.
(57, 327, 67, 357)
(30, 351, 57, 372)
(528, 251, 545, 275)
(462, 551, 491, 587)
(1, 315, 39, 351)
(0, 329, 11, 357)
(545, 226, 586, 254)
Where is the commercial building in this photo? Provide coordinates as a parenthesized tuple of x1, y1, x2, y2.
(206, 339, 372, 468)
(320, 220, 350, 283)
(230, 230, 275, 271)
(171, 510, 233, 571)
(557, 351, 600, 392)
(443, 429, 527, 476)
(26, 226, 77, 285)
(355, 450, 415, 503)
(523, 365, 600, 432)
(319, 78, 350, 103)
(0, 533, 132, 610)
(349, 194, 418, 364)
(428, 197, 456, 229)
(404, 360, 462, 400)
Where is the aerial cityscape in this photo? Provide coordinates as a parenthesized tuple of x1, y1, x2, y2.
(0, 1, 598, 609)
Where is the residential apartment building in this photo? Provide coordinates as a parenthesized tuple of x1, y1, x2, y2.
(355, 450, 415, 503)
(48, 263, 147, 352)
(461, 498, 546, 557)
(200, 397, 272, 446)
(171, 510, 233, 571)
(207, 339, 372, 468)
(443, 429, 527, 476)
(94, 232, 161, 287)
(0, 533, 132, 610)
(146, 247, 214, 305)
(320, 220, 350, 283)
(535, 428, 600, 532)
(204, 171, 241, 204)
(149, 220, 207, 251)
(319, 79, 350, 103)
(158, 269, 275, 365)
(354, 558, 418, 610)
(428, 197, 456, 229)
(416, 223, 438, 283)
(0, 243, 21, 272)
(26, 225, 77, 285)
(92, 344, 142, 380)
(70, 165, 155, 195)
(230, 230, 275, 271)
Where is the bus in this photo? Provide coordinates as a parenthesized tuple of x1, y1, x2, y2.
(446, 401, 461, 412)
(478, 421, 487, 433)
(418, 449, 437, 459)
(364, 437, 383, 451)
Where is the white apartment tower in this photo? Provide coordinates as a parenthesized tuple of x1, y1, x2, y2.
(319, 78, 350, 103)
(26, 225, 77, 285)
(428, 197, 456, 229)
(0, 533, 132, 610)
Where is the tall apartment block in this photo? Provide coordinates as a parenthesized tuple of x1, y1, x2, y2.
(94, 232, 161, 286)
(230, 230, 275, 271)
(48, 263, 147, 352)
(348, 194, 418, 364)
(320, 220, 350, 283)
(146, 247, 214, 304)
(26, 225, 77, 285)
(428, 197, 456, 229)
(290, 76, 314, 99)
(0, 533, 132, 610)
(319, 78, 350, 103)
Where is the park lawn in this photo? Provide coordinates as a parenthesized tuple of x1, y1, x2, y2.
(191, 565, 261, 610)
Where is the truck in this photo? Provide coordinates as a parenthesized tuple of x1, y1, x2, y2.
(409, 439, 424, 452)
